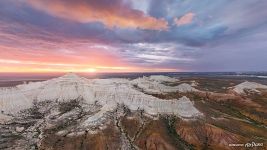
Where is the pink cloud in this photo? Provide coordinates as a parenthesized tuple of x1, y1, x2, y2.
(174, 12, 195, 26)
(27, 0, 168, 30)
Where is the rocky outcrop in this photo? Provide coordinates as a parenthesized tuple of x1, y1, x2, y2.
(0, 74, 202, 120)
(132, 76, 197, 94)
(233, 81, 267, 94)
(148, 75, 179, 83)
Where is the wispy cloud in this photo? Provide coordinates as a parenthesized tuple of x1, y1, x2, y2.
(116, 43, 196, 66)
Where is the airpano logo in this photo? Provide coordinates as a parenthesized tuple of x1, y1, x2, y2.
(245, 142, 263, 148)
(229, 142, 263, 148)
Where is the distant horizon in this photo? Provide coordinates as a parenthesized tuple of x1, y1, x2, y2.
(1, 71, 267, 84)
(1, 70, 267, 75)
(1, 71, 267, 78)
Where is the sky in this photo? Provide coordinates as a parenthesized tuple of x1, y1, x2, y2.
(0, 0, 267, 73)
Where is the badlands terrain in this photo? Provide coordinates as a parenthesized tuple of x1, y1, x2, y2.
(0, 73, 267, 150)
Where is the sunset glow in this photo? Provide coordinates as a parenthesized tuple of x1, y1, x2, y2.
(0, 0, 267, 73)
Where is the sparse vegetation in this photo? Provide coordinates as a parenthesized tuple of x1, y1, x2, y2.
(162, 115, 195, 150)
(58, 99, 80, 114)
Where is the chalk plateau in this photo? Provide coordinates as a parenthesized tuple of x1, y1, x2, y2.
(0, 73, 201, 123)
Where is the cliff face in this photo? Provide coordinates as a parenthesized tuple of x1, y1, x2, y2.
(0, 74, 267, 150)
(0, 73, 201, 119)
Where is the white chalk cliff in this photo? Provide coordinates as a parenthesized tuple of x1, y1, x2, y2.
(233, 81, 267, 94)
(148, 75, 179, 82)
(0, 73, 202, 124)
(131, 76, 197, 94)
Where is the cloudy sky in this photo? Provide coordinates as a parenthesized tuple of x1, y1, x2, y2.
(0, 0, 267, 73)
